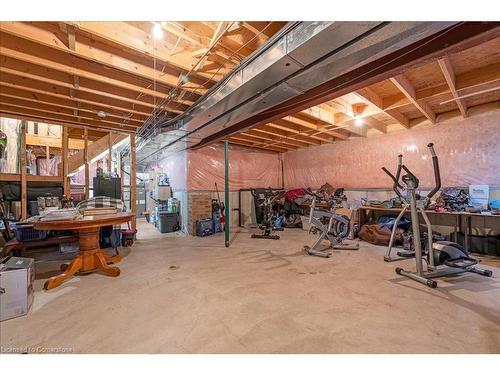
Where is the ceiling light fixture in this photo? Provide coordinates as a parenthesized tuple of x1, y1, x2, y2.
(153, 23, 163, 39)
(97, 110, 107, 118)
(354, 117, 364, 126)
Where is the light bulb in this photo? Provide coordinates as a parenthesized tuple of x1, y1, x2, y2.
(354, 118, 364, 126)
(153, 23, 163, 39)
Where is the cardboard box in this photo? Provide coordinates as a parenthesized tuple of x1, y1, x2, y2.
(469, 185, 490, 209)
(0, 257, 35, 322)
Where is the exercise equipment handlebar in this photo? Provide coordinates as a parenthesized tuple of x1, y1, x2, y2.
(427, 143, 441, 199)
(381, 167, 404, 200)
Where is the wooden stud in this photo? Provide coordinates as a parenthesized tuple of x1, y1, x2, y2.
(130, 133, 137, 231)
(108, 132, 113, 173)
(45, 145, 50, 176)
(84, 128, 89, 200)
(62, 125, 70, 196)
(20, 120, 27, 220)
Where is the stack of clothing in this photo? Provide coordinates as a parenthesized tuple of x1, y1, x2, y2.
(436, 187, 469, 212)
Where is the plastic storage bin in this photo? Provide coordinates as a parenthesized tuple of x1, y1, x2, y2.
(11, 223, 48, 242)
(157, 212, 180, 233)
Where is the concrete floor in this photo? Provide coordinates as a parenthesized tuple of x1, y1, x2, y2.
(1, 219, 500, 353)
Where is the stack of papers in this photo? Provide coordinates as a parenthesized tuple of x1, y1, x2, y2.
(82, 207, 119, 216)
(38, 208, 79, 221)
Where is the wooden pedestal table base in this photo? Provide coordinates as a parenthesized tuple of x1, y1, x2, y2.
(32, 213, 135, 290)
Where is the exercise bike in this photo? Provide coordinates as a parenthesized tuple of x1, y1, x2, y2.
(304, 196, 359, 258)
(387, 143, 492, 288)
(250, 188, 284, 240)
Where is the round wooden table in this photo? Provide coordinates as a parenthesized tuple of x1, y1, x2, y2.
(34, 213, 135, 290)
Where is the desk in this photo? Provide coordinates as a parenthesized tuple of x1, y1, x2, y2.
(359, 206, 500, 253)
(34, 213, 134, 290)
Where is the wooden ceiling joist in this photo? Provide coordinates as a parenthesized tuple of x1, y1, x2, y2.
(438, 56, 468, 118)
(285, 114, 346, 140)
(0, 66, 187, 115)
(256, 125, 321, 146)
(0, 38, 196, 107)
(0, 85, 145, 124)
(0, 105, 138, 132)
(68, 21, 217, 88)
(0, 22, 207, 96)
(269, 120, 334, 143)
(0, 95, 142, 129)
(0, 80, 153, 119)
(245, 129, 312, 148)
(0, 93, 143, 127)
(384, 62, 500, 110)
(228, 137, 285, 153)
(0, 111, 134, 135)
(355, 87, 410, 128)
(390, 74, 437, 123)
(232, 133, 298, 150)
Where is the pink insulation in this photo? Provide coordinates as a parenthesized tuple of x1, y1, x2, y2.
(158, 151, 188, 191)
(186, 145, 281, 191)
(284, 110, 500, 189)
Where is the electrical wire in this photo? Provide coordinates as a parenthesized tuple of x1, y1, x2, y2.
(134, 22, 279, 144)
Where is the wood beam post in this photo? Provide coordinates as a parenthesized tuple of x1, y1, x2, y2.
(20, 120, 27, 220)
(108, 132, 113, 173)
(119, 151, 124, 192)
(130, 133, 137, 232)
(84, 128, 89, 199)
(224, 139, 230, 248)
(62, 125, 70, 197)
(45, 145, 50, 176)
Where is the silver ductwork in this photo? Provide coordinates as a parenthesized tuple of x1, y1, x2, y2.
(137, 21, 456, 165)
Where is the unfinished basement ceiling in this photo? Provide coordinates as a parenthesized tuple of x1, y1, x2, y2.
(1, 21, 499, 162)
(228, 35, 500, 153)
(0, 21, 288, 135)
(134, 21, 500, 164)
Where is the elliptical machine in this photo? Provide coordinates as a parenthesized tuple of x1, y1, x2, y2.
(250, 188, 284, 240)
(304, 195, 359, 258)
(381, 155, 418, 262)
(386, 143, 492, 288)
